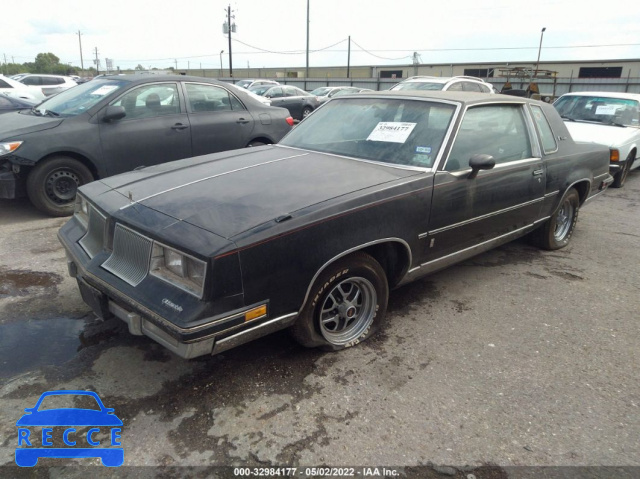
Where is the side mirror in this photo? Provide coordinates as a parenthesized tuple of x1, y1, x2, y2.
(103, 105, 126, 122)
(468, 154, 495, 179)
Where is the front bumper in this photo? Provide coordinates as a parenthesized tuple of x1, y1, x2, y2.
(0, 168, 25, 199)
(61, 236, 297, 359)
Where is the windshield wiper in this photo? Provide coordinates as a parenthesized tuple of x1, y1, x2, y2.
(43, 110, 60, 117)
(560, 115, 575, 121)
(607, 121, 626, 127)
(31, 107, 43, 116)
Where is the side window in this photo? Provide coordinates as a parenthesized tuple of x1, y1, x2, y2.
(0, 79, 11, 88)
(185, 83, 233, 113)
(446, 82, 463, 91)
(445, 105, 532, 171)
(22, 76, 41, 86)
(267, 87, 284, 98)
(284, 87, 299, 97)
(530, 105, 558, 153)
(478, 84, 491, 93)
(111, 83, 180, 119)
(229, 93, 246, 111)
(462, 82, 482, 92)
(42, 77, 60, 86)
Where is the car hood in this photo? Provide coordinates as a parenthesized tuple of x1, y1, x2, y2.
(564, 121, 640, 148)
(100, 145, 419, 239)
(0, 110, 62, 139)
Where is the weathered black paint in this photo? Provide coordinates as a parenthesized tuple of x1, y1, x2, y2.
(58, 92, 611, 357)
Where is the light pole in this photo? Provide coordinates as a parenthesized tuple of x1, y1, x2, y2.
(535, 27, 546, 76)
(219, 50, 224, 77)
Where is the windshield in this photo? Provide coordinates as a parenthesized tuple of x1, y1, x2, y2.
(249, 85, 272, 96)
(32, 79, 128, 117)
(280, 98, 455, 168)
(310, 87, 332, 96)
(554, 95, 640, 127)
(236, 80, 252, 89)
(391, 82, 445, 92)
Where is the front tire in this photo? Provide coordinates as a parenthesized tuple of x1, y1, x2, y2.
(531, 188, 580, 250)
(26, 156, 94, 217)
(291, 252, 389, 351)
(612, 153, 633, 188)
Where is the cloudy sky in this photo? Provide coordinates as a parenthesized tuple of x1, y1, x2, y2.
(3, 0, 640, 72)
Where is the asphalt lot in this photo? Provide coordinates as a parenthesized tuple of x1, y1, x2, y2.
(0, 172, 639, 476)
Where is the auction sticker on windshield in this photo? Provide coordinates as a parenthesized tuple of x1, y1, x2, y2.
(91, 85, 119, 96)
(366, 122, 416, 143)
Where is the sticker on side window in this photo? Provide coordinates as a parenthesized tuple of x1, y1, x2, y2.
(366, 122, 416, 143)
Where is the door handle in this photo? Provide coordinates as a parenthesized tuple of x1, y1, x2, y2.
(171, 123, 189, 130)
(236, 118, 250, 124)
(532, 169, 544, 176)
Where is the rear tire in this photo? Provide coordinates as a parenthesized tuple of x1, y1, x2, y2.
(530, 188, 580, 250)
(291, 252, 388, 351)
(26, 156, 94, 217)
(301, 106, 313, 119)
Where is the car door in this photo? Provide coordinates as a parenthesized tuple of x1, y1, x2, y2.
(98, 81, 192, 176)
(265, 86, 295, 115)
(184, 82, 255, 156)
(423, 102, 545, 261)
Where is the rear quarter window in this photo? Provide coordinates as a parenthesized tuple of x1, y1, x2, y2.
(530, 105, 558, 153)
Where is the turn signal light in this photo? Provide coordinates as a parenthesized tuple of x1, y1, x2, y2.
(245, 305, 267, 322)
(610, 149, 620, 161)
(286, 116, 294, 126)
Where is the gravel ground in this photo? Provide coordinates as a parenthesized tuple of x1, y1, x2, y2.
(0, 171, 638, 477)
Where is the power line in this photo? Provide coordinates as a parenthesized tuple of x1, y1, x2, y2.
(350, 39, 412, 61)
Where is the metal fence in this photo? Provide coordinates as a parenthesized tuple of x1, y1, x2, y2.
(219, 76, 640, 95)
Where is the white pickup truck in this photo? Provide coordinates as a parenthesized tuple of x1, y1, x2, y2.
(554, 91, 640, 188)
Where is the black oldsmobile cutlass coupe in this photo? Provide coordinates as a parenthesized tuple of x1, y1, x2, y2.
(58, 91, 612, 359)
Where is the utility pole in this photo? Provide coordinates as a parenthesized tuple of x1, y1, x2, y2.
(175, 59, 178, 70)
(305, 0, 310, 80)
(227, 5, 234, 78)
(347, 36, 351, 79)
(94, 47, 100, 75)
(77, 31, 84, 74)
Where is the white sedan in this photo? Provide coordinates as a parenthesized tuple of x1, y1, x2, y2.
(554, 91, 639, 188)
(0, 75, 46, 102)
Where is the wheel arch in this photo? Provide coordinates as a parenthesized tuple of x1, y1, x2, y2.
(36, 151, 99, 180)
(246, 136, 274, 147)
(566, 178, 591, 206)
(298, 238, 412, 312)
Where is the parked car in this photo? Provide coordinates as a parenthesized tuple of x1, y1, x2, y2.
(0, 75, 46, 102)
(235, 79, 279, 90)
(0, 75, 294, 216)
(58, 91, 612, 360)
(249, 84, 320, 120)
(0, 93, 36, 113)
(17, 74, 78, 97)
(553, 91, 640, 188)
(390, 76, 495, 93)
(312, 86, 374, 104)
(332, 87, 374, 97)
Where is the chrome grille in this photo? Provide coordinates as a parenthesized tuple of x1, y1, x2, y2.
(78, 206, 106, 259)
(101, 224, 152, 286)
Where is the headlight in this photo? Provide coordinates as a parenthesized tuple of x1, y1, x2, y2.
(0, 141, 23, 157)
(74, 194, 90, 228)
(150, 243, 206, 297)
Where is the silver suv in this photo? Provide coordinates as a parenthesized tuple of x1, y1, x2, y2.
(17, 74, 78, 97)
(235, 79, 279, 90)
(390, 76, 495, 93)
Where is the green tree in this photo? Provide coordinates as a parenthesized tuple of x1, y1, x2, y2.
(135, 64, 145, 71)
(34, 52, 61, 73)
